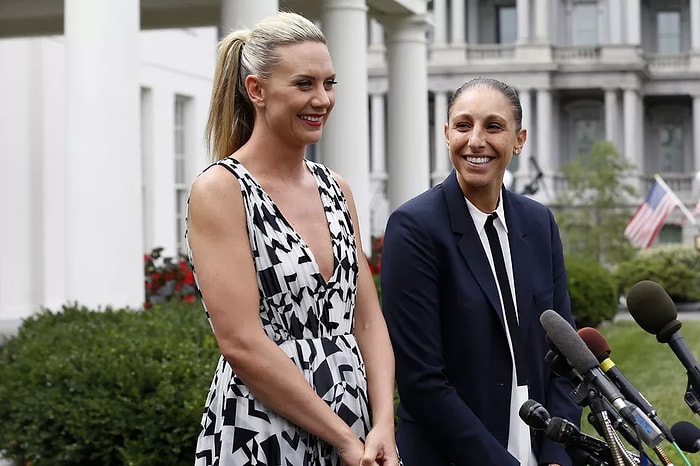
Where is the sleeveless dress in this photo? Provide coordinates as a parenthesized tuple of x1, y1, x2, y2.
(186, 158, 371, 466)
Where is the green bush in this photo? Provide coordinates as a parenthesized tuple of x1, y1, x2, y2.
(613, 244, 700, 303)
(566, 256, 618, 328)
(0, 301, 218, 466)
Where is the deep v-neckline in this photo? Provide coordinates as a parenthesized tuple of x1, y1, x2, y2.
(232, 158, 339, 286)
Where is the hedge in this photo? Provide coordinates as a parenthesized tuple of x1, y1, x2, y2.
(0, 302, 218, 466)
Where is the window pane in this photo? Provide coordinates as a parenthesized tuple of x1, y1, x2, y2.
(658, 124, 684, 172)
(658, 224, 681, 244)
(573, 4, 597, 46)
(174, 96, 187, 184)
(657, 11, 681, 54)
(575, 118, 601, 158)
(498, 6, 517, 45)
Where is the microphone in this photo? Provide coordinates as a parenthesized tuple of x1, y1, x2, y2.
(671, 420, 700, 453)
(546, 416, 614, 462)
(519, 399, 550, 430)
(578, 326, 675, 443)
(519, 399, 614, 465)
(626, 280, 700, 414)
(540, 309, 665, 448)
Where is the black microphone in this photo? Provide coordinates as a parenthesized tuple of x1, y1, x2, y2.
(540, 309, 665, 448)
(519, 399, 550, 430)
(626, 280, 700, 414)
(578, 326, 675, 443)
(671, 420, 700, 453)
(545, 348, 645, 451)
(519, 400, 613, 466)
(546, 416, 613, 462)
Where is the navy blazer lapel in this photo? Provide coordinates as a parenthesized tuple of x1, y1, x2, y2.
(502, 190, 535, 344)
(442, 171, 506, 328)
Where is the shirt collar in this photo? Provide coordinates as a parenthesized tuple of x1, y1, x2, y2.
(465, 194, 508, 234)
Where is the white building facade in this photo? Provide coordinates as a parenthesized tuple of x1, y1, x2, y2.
(1, 0, 700, 337)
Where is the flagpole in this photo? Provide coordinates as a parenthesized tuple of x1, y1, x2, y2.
(654, 173, 698, 226)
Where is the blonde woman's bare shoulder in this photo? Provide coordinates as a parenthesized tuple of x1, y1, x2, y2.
(189, 164, 244, 222)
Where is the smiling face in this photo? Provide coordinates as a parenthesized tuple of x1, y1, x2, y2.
(444, 84, 526, 210)
(247, 41, 336, 151)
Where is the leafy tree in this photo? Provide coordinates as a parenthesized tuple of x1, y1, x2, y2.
(553, 141, 638, 265)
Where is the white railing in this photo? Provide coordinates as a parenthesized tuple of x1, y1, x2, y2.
(465, 44, 515, 62)
(643, 52, 690, 73)
(553, 46, 601, 64)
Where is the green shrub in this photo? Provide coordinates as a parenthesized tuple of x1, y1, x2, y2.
(613, 244, 700, 303)
(0, 301, 218, 466)
(566, 256, 618, 328)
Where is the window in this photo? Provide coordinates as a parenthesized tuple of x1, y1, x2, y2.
(497, 6, 517, 44)
(574, 118, 601, 158)
(564, 101, 603, 166)
(657, 11, 681, 54)
(573, 3, 597, 46)
(658, 123, 684, 172)
(174, 95, 191, 255)
(658, 224, 682, 244)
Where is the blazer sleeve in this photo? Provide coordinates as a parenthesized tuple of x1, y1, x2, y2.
(537, 208, 582, 466)
(381, 207, 519, 466)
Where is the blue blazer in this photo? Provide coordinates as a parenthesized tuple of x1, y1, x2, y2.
(381, 171, 581, 465)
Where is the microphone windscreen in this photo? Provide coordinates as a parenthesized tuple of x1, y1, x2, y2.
(578, 327, 611, 361)
(545, 416, 569, 443)
(519, 399, 550, 430)
(540, 310, 598, 374)
(671, 421, 700, 453)
(626, 280, 677, 335)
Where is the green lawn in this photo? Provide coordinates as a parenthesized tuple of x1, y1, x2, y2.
(579, 319, 700, 465)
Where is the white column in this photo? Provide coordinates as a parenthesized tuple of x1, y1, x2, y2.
(384, 14, 431, 210)
(516, 0, 530, 44)
(0, 39, 40, 326)
(220, 0, 278, 35)
(320, 0, 371, 254)
(536, 89, 553, 172)
(608, 0, 622, 44)
(693, 96, 700, 178)
(534, 0, 550, 43)
(431, 91, 450, 185)
(450, 0, 465, 45)
(41, 38, 68, 312)
(466, 1, 479, 44)
(691, 0, 700, 50)
(432, 0, 447, 44)
(518, 88, 532, 179)
(623, 89, 640, 168)
(369, 93, 388, 236)
(626, 0, 641, 45)
(370, 94, 387, 176)
(65, 0, 143, 309)
(369, 18, 385, 48)
(604, 89, 620, 148)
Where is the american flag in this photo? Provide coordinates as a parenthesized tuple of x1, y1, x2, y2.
(624, 179, 680, 248)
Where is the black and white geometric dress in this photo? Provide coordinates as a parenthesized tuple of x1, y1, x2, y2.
(186, 157, 371, 466)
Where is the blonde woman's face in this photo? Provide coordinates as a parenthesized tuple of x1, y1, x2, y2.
(257, 41, 337, 149)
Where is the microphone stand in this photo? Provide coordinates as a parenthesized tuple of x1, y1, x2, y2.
(682, 376, 700, 415)
(566, 445, 610, 466)
(587, 389, 637, 466)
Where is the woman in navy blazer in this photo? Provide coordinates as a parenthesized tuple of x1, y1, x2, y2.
(381, 78, 581, 465)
